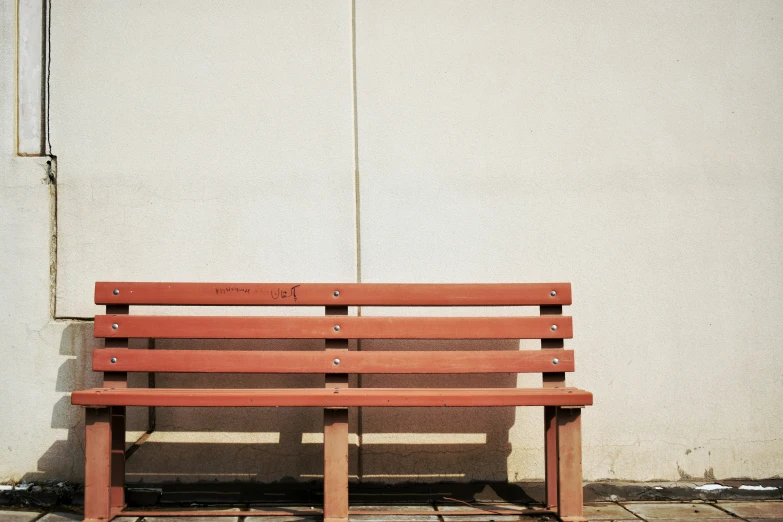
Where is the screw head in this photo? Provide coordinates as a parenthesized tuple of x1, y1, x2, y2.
(111, 323, 119, 330)
(550, 290, 556, 297)
(333, 358, 340, 365)
(110, 358, 117, 364)
(333, 290, 340, 297)
(550, 324, 558, 331)
(553, 358, 559, 365)
(113, 289, 120, 295)
(333, 325, 340, 332)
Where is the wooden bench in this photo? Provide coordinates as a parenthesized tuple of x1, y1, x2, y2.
(72, 282, 593, 522)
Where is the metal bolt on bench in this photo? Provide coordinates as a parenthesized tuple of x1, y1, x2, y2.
(72, 282, 593, 522)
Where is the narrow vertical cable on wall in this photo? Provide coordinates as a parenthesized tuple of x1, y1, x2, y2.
(351, 0, 361, 286)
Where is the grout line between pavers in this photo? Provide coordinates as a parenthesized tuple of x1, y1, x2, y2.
(709, 502, 752, 521)
(616, 501, 646, 520)
(431, 502, 446, 522)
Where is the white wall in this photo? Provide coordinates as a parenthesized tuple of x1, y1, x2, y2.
(0, 0, 95, 483)
(1, 0, 781, 484)
(50, 0, 357, 318)
(354, 0, 783, 482)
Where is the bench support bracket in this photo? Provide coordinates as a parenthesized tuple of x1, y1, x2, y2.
(544, 405, 559, 508)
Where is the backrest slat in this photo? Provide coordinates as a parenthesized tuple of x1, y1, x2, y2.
(94, 349, 575, 374)
(95, 315, 572, 340)
(95, 282, 571, 306)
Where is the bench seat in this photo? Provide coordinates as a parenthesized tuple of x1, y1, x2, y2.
(72, 386, 593, 408)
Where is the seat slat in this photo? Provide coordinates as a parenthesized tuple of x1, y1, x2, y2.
(94, 348, 575, 373)
(94, 315, 572, 339)
(71, 387, 593, 407)
(95, 282, 571, 306)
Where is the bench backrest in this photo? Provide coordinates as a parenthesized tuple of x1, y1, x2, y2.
(93, 282, 574, 379)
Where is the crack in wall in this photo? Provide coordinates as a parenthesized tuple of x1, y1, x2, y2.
(43, 0, 59, 321)
(47, 156, 57, 320)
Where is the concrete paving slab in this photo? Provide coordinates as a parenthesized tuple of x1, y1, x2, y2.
(349, 515, 440, 522)
(436, 514, 536, 522)
(0, 510, 43, 522)
(349, 504, 439, 521)
(622, 502, 728, 519)
(584, 502, 640, 520)
(245, 504, 441, 521)
(245, 506, 318, 522)
(140, 517, 239, 522)
(720, 501, 783, 519)
(436, 504, 537, 521)
(141, 509, 239, 522)
(38, 513, 82, 522)
(245, 516, 321, 522)
(436, 513, 554, 522)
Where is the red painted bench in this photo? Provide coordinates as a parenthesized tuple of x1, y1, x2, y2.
(72, 282, 592, 521)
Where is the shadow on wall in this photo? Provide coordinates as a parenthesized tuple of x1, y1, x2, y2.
(25, 321, 102, 482)
(359, 339, 518, 484)
(28, 327, 525, 490)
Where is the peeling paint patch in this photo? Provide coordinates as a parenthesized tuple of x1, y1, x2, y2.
(676, 463, 693, 480)
(739, 485, 779, 491)
(695, 483, 732, 490)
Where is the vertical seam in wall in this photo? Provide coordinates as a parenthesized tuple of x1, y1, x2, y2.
(46, 0, 52, 156)
(14, 0, 19, 153)
(39, 0, 47, 154)
(350, 0, 364, 483)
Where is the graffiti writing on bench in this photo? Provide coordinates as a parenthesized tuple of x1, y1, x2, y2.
(215, 286, 251, 295)
(271, 285, 301, 302)
(213, 284, 302, 302)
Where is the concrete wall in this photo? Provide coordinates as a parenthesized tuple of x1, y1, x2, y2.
(1, 0, 782, 484)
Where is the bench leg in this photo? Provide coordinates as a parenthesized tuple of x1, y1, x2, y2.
(544, 406, 559, 510)
(323, 408, 349, 522)
(110, 406, 126, 514)
(557, 408, 586, 522)
(84, 408, 112, 522)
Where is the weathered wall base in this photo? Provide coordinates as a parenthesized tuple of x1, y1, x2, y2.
(1, 480, 781, 509)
